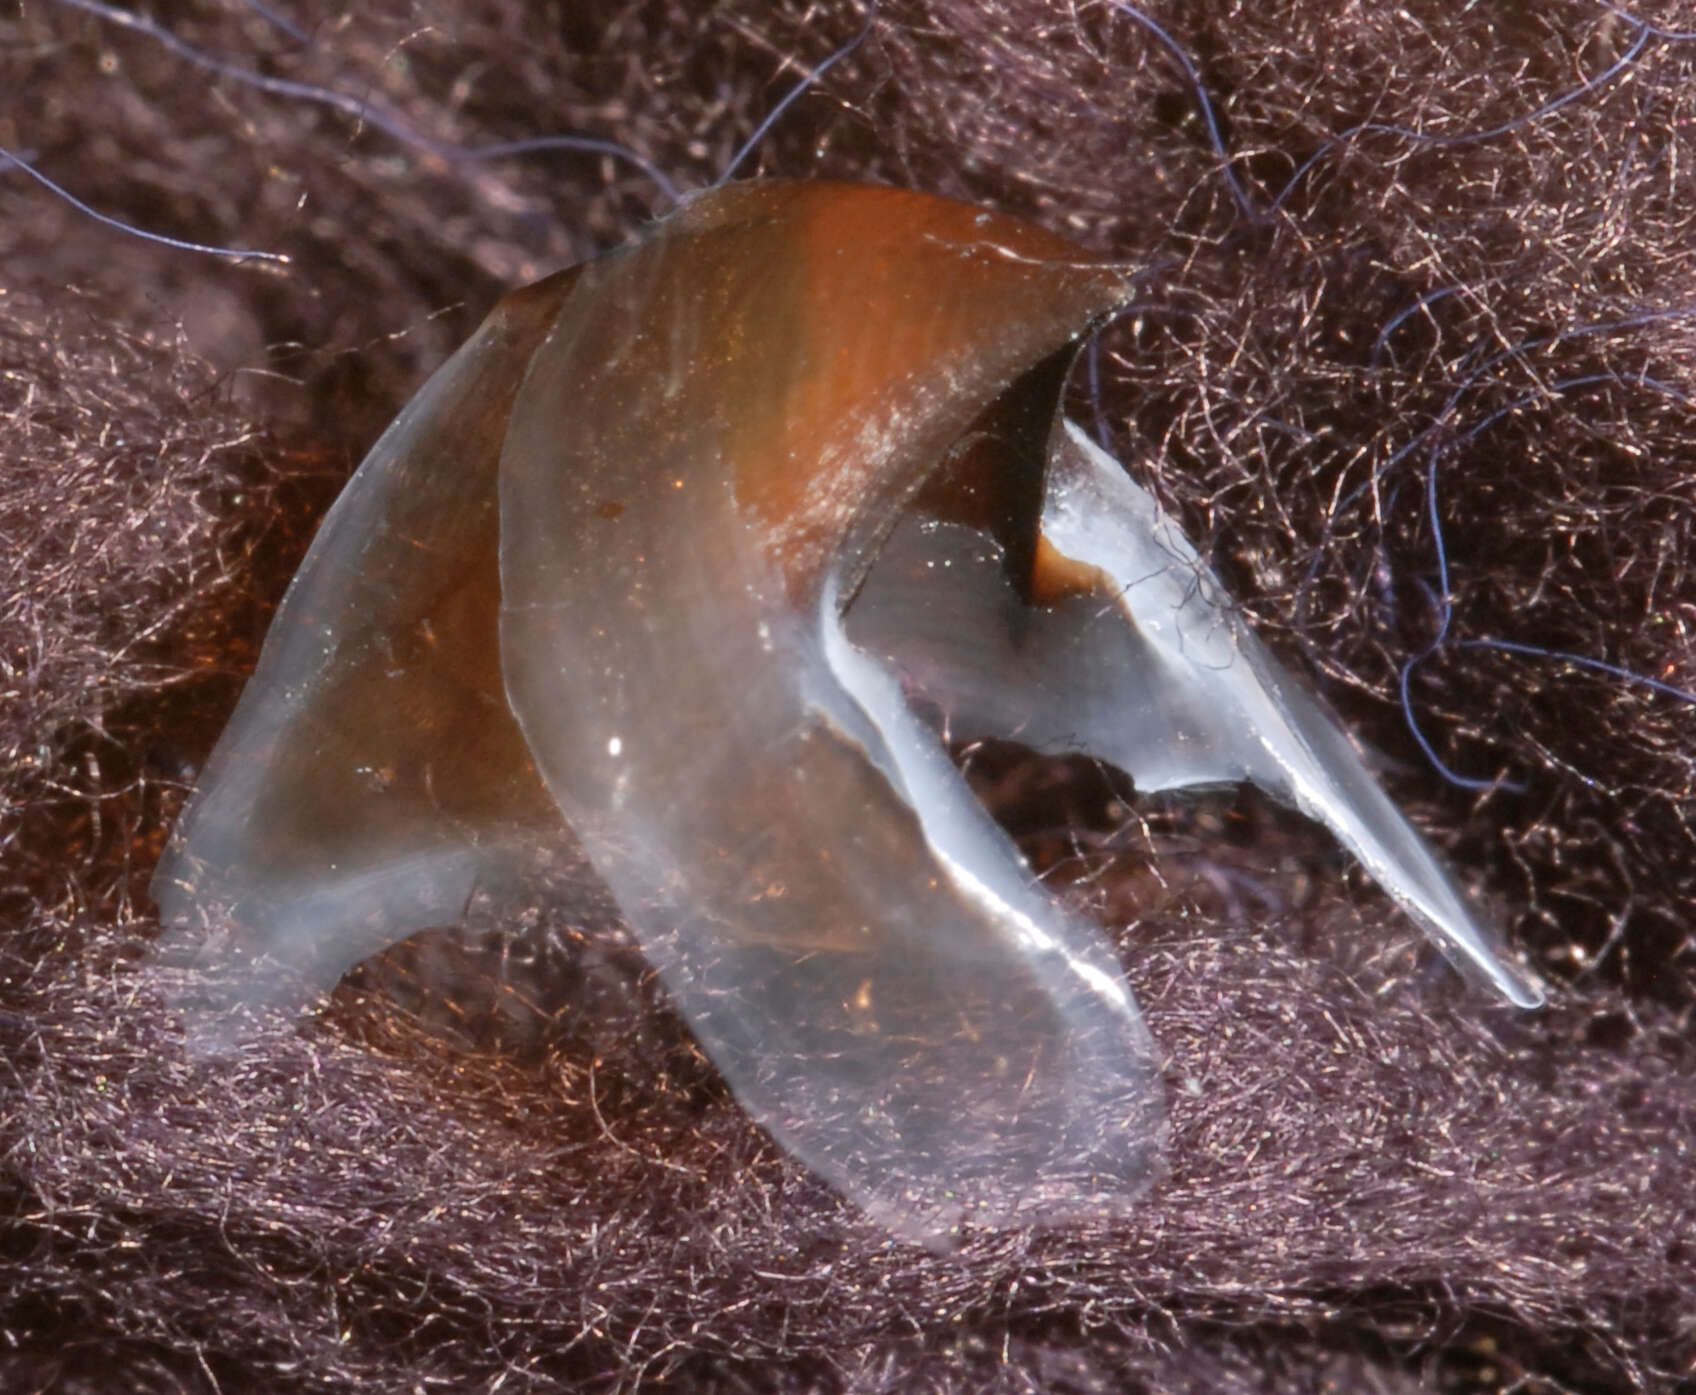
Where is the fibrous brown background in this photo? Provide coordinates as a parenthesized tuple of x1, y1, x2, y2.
(3, 1, 1695, 1390)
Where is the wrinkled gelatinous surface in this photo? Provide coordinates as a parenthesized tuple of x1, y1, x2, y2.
(153, 179, 1538, 1244)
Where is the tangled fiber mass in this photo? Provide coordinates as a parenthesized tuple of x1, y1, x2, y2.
(2, 0, 1695, 1390)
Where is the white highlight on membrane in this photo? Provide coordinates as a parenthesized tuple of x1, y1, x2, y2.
(819, 574, 1140, 1018)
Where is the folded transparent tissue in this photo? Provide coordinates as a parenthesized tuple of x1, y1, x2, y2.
(152, 180, 1542, 1244)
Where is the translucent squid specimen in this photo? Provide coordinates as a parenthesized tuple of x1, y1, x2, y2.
(152, 180, 1541, 1243)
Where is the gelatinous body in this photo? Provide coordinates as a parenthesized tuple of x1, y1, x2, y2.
(153, 180, 1539, 1244)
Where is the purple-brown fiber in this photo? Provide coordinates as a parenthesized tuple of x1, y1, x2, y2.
(4, 1, 1695, 1390)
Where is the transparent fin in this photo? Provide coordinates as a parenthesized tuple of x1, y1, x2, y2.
(848, 418, 1543, 1009)
(149, 271, 582, 1009)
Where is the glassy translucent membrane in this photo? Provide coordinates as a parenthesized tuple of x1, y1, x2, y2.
(153, 180, 1536, 1245)
(848, 420, 1545, 1012)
